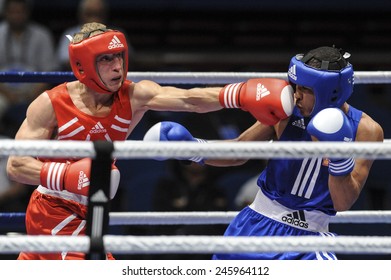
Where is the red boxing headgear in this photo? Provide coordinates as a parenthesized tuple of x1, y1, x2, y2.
(68, 29, 128, 94)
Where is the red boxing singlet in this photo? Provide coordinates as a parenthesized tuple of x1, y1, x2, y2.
(19, 81, 132, 260)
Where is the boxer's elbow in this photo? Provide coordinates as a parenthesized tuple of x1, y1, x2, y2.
(330, 186, 360, 212)
(333, 201, 351, 212)
(6, 157, 20, 181)
(6, 156, 30, 183)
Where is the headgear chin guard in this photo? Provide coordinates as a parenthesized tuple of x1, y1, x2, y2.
(287, 53, 354, 118)
(68, 29, 128, 94)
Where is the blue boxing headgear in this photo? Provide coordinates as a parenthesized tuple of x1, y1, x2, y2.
(287, 52, 354, 117)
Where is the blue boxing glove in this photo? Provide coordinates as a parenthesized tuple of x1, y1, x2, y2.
(307, 108, 355, 176)
(143, 121, 206, 163)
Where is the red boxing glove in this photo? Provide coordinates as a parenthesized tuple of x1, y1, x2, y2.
(40, 158, 120, 199)
(219, 78, 294, 125)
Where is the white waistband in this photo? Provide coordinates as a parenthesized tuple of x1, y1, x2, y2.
(37, 185, 88, 206)
(249, 189, 330, 232)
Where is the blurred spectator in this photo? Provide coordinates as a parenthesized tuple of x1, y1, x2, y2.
(150, 160, 228, 259)
(153, 161, 228, 212)
(56, 0, 108, 70)
(0, 0, 58, 137)
(56, 0, 134, 71)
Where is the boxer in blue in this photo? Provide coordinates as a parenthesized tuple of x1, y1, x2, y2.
(144, 46, 384, 260)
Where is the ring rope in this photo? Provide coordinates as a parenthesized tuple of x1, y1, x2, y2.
(108, 210, 391, 225)
(0, 235, 390, 254)
(0, 71, 391, 84)
(2, 211, 390, 227)
(0, 140, 390, 159)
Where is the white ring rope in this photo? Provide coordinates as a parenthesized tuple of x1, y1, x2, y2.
(126, 71, 391, 84)
(0, 71, 390, 84)
(108, 210, 391, 225)
(0, 140, 390, 159)
(0, 235, 390, 254)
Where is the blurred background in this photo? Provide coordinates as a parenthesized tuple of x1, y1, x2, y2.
(29, 0, 391, 71)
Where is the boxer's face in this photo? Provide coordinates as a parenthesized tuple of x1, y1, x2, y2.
(294, 85, 315, 117)
(96, 52, 124, 92)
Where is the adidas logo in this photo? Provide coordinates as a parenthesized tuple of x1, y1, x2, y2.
(78, 171, 90, 190)
(89, 122, 107, 134)
(281, 210, 308, 229)
(292, 118, 306, 129)
(288, 64, 297, 81)
(108, 35, 124, 49)
(255, 83, 270, 101)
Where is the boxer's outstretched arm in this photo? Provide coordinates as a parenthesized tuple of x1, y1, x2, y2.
(131, 80, 222, 114)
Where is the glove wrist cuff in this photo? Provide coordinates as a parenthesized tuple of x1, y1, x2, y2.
(189, 138, 207, 164)
(328, 157, 355, 176)
(40, 162, 67, 191)
(219, 82, 244, 108)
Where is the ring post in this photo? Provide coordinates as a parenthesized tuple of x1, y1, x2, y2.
(86, 140, 114, 260)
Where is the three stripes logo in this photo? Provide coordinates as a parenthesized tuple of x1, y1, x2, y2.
(281, 210, 309, 229)
(255, 83, 270, 101)
(292, 118, 306, 130)
(78, 171, 90, 191)
(108, 35, 124, 49)
(288, 64, 297, 81)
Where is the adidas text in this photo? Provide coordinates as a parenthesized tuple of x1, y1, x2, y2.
(108, 43, 124, 49)
(281, 215, 309, 229)
(90, 129, 107, 134)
